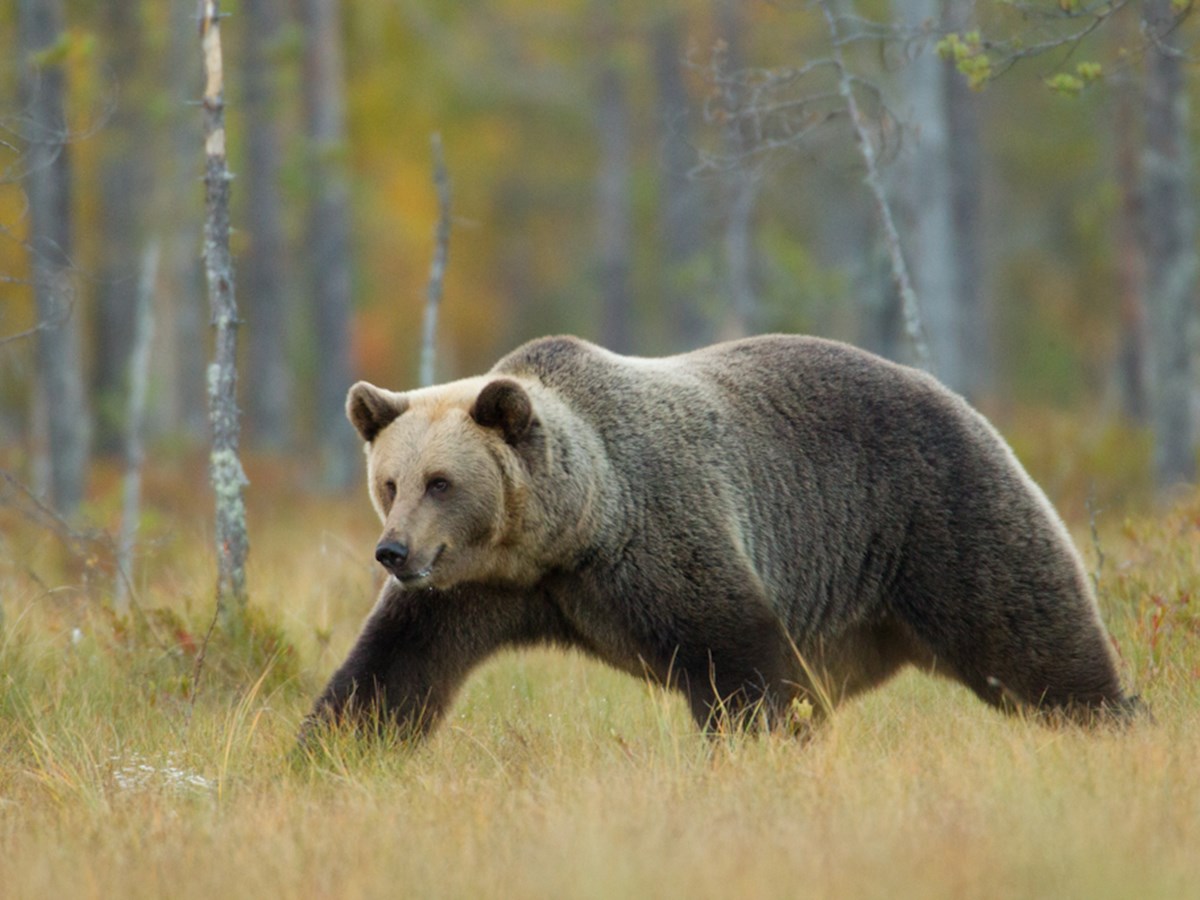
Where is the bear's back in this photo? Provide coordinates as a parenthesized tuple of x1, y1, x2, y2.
(492, 333, 959, 466)
(490, 333, 1003, 511)
(492, 334, 1084, 645)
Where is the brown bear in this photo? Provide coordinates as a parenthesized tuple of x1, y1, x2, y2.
(305, 334, 1133, 741)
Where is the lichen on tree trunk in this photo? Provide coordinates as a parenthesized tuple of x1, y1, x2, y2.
(200, 0, 249, 618)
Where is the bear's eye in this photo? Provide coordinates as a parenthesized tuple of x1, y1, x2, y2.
(383, 480, 397, 503)
(426, 476, 451, 496)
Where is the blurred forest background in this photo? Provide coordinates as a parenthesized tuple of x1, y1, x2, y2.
(2, 0, 1198, 527)
(5, 8, 1200, 896)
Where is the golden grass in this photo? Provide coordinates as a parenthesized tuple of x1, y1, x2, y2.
(1, 456, 1198, 900)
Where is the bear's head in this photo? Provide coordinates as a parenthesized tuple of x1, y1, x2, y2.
(346, 377, 537, 589)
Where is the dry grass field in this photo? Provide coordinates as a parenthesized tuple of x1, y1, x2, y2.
(1, 453, 1198, 900)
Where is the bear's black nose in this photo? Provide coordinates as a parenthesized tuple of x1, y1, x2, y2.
(375, 539, 409, 572)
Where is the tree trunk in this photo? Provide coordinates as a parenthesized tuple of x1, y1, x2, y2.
(419, 133, 451, 388)
(595, 58, 634, 354)
(93, 2, 146, 453)
(942, 0, 986, 403)
(241, 0, 292, 449)
(891, 0, 963, 391)
(200, 0, 250, 617)
(19, 0, 90, 516)
(821, 0, 929, 370)
(149, 0, 207, 441)
(1114, 63, 1149, 424)
(1141, 0, 1197, 489)
(653, 15, 711, 350)
(301, 0, 357, 489)
(856, 237, 904, 363)
(115, 242, 158, 618)
(715, 0, 761, 338)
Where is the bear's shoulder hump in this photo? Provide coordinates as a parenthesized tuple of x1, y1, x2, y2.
(493, 335, 599, 380)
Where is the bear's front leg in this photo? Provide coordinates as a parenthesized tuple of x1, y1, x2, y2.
(663, 600, 817, 736)
(301, 579, 535, 744)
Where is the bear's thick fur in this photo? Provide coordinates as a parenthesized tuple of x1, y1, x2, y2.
(306, 335, 1131, 740)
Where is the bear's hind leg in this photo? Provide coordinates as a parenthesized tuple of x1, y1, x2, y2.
(893, 584, 1131, 724)
(975, 632, 1133, 725)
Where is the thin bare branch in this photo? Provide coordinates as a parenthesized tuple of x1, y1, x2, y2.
(0, 465, 170, 645)
(185, 600, 222, 732)
(985, 4, 1123, 80)
(1141, 1, 1197, 59)
(818, 0, 930, 369)
(0, 467, 96, 558)
(0, 298, 73, 347)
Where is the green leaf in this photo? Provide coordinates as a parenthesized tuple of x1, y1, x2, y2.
(938, 31, 992, 90)
(1045, 73, 1085, 96)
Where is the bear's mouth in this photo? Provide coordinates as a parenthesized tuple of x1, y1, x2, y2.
(396, 544, 445, 586)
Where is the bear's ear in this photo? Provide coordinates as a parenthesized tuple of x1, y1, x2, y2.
(471, 379, 533, 445)
(346, 381, 408, 442)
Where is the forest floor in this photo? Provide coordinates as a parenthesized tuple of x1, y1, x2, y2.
(1, 449, 1198, 900)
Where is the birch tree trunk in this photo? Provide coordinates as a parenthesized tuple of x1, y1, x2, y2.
(891, 0, 963, 391)
(242, 0, 292, 449)
(200, 0, 250, 617)
(19, 0, 90, 516)
(942, 0, 986, 403)
(419, 133, 451, 388)
(1141, 0, 1198, 489)
(301, 0, 357, 489)
(820, 0, 929, 370)
(115, 243, 158, 618)
(595, 57, 634, 354)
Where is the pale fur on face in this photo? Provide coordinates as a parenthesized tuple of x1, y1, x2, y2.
(362, 377, 527, 589)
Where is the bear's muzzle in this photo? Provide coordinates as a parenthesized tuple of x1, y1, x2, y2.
(375, 538, 445, 585)
(375, 539, 409, 574)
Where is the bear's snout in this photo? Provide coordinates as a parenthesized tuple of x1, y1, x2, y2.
(375, 537, 446, 584)
(375, 539, 409, 575)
